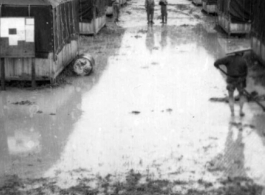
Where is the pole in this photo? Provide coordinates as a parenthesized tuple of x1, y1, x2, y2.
(1, 58, 5, 91)
(31, 58, 36, 88)
(218, 67, 265, 111)
(93, 0, 97, 36)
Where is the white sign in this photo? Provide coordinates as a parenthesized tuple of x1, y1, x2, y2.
(0, 18, 34, 46)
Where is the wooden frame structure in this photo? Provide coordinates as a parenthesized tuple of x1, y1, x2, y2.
(218, 13, 251, 35)
(79, 0, 107, 35)
(202, 1, 217, 14)
(0, 0, 79, 84)
(192, 0, 202, 6)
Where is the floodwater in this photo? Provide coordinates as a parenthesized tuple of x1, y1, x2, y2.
(1, 0, 265, 194)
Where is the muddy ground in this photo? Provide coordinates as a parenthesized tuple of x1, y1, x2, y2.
(1, 0, 265, 194)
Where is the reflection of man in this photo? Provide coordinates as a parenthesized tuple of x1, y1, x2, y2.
(160, 26, 168, 50)
(214, 52, 248, 117)
(145, 0, 155, 24)
(145, 25, 155, 53)
(223, 121, 246, 178)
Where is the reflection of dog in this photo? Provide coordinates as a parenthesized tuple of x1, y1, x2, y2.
(73, 53, 95, 76)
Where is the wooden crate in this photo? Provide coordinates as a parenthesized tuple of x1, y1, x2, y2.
(0, 40, 78, 82)
(192, 0, 202, 6)
(218, 13, 251, 35)
(202, 2, 217, 14)
(79, 15, 106, 35)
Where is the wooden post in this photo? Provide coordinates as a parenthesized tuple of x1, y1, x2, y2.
(93, 1, 96, 36)
(31, 58, 36, 88)
(1, 58, 5, 91)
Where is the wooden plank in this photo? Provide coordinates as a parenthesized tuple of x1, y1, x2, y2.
(31, 58, 36, 88)
(79, 15, 106, 35)
(1, 58, 5, 91)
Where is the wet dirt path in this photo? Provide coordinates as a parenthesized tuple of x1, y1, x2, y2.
(1, 0, 265, 194)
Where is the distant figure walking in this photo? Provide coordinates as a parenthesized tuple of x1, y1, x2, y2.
(145, 0, 155, 24)
(112, 0, 120, 22)
(159, 0, 168, 23)
(214, 52, 248, 117)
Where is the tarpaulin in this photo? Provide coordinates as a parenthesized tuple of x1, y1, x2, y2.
(1, 5, 53, 58)
(79, 0, 107, 23)
(229, 0, 252, 23)
(0, 0, 79, 58)
(217, 0, 252, 23)
(202, 0, 217, 5)
(0, 0, 74, 8)
(252, 0, 265, 41)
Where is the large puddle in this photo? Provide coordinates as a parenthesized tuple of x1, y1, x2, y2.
(1, 0, 265, 193)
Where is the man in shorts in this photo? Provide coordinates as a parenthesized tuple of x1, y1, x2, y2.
(159, 0, 168, 23)
(214, 52, 248, 117)
(112, 0, 120, 22)
(145, 0, 155, 24)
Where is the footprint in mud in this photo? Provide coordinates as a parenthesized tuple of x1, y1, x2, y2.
(151, 62, 159, 65)
(131, 111, 141, 115)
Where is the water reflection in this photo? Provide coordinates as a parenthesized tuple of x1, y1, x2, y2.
(0, 84, 84, 178)
(145, 25, 155, 53)
(160, 25, 168, 50)
(223, 120, 246, 178)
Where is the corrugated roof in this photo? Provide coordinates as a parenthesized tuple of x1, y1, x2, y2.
(0, 0, 73, 7)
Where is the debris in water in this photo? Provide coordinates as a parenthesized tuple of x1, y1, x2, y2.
(166, 108, 173, 113)
(134, 35, 142, 39)
(209, 97, 228, 103)
(131, 111, 140, 115)
(12, 100, 35, 105)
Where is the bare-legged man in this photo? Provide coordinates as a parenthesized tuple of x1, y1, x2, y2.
(214, 52, 248, 117)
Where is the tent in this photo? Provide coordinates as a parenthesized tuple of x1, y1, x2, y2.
(0, 0, 79, 82)
(251, 0, 265, 64)
(217, 0, 252, 23)
(79, 0, 107, 35)
(217, 0, 252, 35)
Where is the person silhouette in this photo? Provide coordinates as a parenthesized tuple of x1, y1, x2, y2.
(145, 25, 155, 53)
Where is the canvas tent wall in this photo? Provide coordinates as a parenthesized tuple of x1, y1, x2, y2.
(217, 0, 252, 35)
(79, 0, 107, 35)
(0, 0, 79, 82)
(217, 0, 252, 23)
(251, 0, 265, 64)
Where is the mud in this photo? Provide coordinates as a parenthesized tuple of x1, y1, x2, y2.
(1, 0, 265, 194)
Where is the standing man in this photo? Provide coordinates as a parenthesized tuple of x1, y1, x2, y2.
(214, 52, 248, 117)
(159, 0, 168, 23)
(145, 0, 155, 24)
(112, 0, 120, 22)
